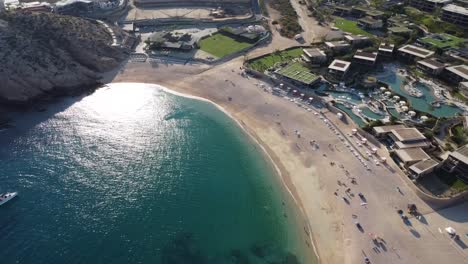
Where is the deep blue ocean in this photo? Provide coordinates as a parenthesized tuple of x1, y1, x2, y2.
(0, 83, 311, 264)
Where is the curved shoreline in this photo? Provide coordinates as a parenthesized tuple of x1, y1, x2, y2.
(109, 82, 320, 263)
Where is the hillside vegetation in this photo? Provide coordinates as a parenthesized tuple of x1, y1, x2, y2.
(0, 11, 131, 104)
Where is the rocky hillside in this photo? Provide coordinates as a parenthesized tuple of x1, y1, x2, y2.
(0, 11, 131, 105)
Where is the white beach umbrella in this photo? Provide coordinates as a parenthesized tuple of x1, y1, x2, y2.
(380, 87, 386, 91)
(421, 115, 428, 121)
(393, 96, 400, 100)
(399, 101, 406, 105)
(408, 111, 416, 117)
(401, 106, 409, 112)
(445, 227, 456, 235)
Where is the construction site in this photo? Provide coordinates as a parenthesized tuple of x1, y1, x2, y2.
(124, 0, 254, 24)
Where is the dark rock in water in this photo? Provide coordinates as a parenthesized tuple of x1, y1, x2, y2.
(161, 232, 206, 264)
(229, 249, 250, 264)
(281, 253, 300, 264)
(250, 243, 268, 258)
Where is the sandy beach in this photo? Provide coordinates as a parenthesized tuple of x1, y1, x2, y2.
(109, 54, 468, 264)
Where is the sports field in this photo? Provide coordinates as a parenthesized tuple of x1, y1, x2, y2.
(276, 63, 319, 85)
(199, 33, 253, 58)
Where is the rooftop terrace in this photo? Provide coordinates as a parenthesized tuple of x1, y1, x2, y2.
(398, 44, 435, 59)
(328, 59, 351, 72)
(391, 127, 427, 142)
(417, 59, 446, 69)
(395, 148, 430, 163)
(446, 65, 468, 80)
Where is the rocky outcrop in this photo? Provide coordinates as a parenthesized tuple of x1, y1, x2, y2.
(0, 11, 130, 105)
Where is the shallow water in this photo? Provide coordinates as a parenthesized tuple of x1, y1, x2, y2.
(0, 83, 312, 264)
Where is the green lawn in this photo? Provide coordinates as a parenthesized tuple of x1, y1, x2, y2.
(419, 34, 466, 49)
(333, 17, 372, 37)
(199, 33, 253, 58)
(247, 48, 303, 72)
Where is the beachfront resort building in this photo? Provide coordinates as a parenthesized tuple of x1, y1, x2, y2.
(394, 148, 431, 166)
(344, 34, 371, 48)
(325, 41, 350, 55)
(443, 64, 468, 84)
(328, 59, 351, 79)
(378, 43, 395, 57)
(373, 126, 430, 149)
(409, 0, 452, 12)
(353, 50, 378, 66)
(302, 48, 327, 65)
(398, 44, 435, 62)
(442, 144, 468, 183)
(441, 4, 468, 28)
(409, 158, 440, 178)
(358, 16, 383, 29)
(417, 59, 448, 75)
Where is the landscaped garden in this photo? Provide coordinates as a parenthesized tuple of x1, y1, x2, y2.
(333, 17, 372, 37)
(199, 33, 253, 58)
(419, 33, 467, 49)
(247, 48, 303, 72)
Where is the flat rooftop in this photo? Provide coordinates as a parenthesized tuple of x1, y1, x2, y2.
(417, 59, 446, 70)
(395, 148, 430, 163)
(409, 159, 439, 175)
(344, 34, 370, 41)
(328, 59, 351, 72)
(373, 125, 406, 134)
(446, 65, 468, 80)
(379, 43, 395, 52)
(303, 48, 326, 58)
(391, 127, 427, 142)
(354, 50, 378, 61)
(398, 44, 435, 59)
(275, 63, 319, 85)
(325, 41, 350, 48)
(449, 144, 468, 164)
(388, 26, 412, 34)
(443, 4, 468, 16)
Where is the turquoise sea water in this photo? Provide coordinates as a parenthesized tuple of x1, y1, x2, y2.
(0, 83, 312, 264)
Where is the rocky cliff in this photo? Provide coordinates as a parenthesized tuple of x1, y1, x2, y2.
(0, 11, 130, 105)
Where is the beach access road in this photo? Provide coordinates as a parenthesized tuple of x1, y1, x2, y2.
(111, 57, 468, 264)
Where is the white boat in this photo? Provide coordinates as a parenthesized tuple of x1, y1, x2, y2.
(0, 192, 18, 206)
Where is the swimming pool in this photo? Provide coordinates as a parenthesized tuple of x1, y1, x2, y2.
(375, 64, 462, 118)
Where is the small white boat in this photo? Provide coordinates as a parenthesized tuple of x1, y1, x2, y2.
(0, 192, 18, 206)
